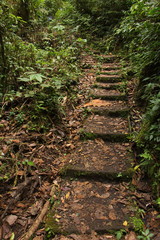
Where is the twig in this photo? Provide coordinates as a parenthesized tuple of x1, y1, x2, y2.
(19, 185, 56, 240)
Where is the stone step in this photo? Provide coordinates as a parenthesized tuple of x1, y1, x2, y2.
(60, 140, 134, 180)
(81, 115, 129, 142)
(97, 70, 120, 75)
(90, 89, 127, 101)
(53, 234, 116, 240)
(101, 64, 121, 71)
(99, 55, 119, 63)
(84, 99, 129, 117)
(93, 82, 123, 90)
(96, 75, 122, 83)
(46, 179, 135, 234)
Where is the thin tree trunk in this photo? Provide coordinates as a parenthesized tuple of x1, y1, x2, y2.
(0, 30, 8, 95)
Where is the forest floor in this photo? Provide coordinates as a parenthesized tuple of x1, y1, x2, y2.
(0, 52, 160, 240)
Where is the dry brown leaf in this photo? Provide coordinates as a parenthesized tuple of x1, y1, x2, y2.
(10, 152, 16, 159)
(2, 145, 9, 155)
(5, 215, 18, 225)
(16, 202, 28, 208)
(33, 236, 44, 240)
(83, 99, 111, 107)
(34, 158, 44, 165)
(11, 139, 20, 143)
(59, 236, 70, 240)
(108, 210, 117, 220)
(28, 200, 43, 216)
(17, 170, 25, 176)
(125, 231, 138, 240)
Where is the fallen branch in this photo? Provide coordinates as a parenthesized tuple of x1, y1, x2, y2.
(19, 184, 56, 240)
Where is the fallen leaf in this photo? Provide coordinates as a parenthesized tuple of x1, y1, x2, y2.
(65, 192, 70, 199)
(33, 158, 44, 165)
(83, 99, 111, 107)
(28, 200, 43, 216)
(123, 221, 128, 226)
(10, 152, 16, 159)
(16, 202, 27, 208)
(59, 236, 70, 240)
(33, 236, 44, 240)
(125, 231, 137, 240)
(11, 139, 20, 143)
(17, 170, 25, 176)
(2, 145, 9, 155)
(55, 214, 61, 219)
(5, 215, 18, 226)
(109, 210, 117, 220)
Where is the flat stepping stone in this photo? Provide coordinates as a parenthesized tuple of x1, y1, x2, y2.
(90, 88, 126, 101)
(83, 100, 129, 117)
(93, 82, 123, 90)
(98, 70, 120, 75)
(101, 64, 121, 70)
(46, 179, 135, 234)
(96, 75, 122, 83)
(82, 115, 129, 141)
(99, 55, 119, 63)
(54, 234, 116, 240)
(60, 140, 133, 180)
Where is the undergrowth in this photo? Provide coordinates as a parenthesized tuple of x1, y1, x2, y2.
(109, 0, 160, 197)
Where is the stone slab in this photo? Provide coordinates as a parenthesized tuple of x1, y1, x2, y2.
(46, 179, 135, 234)
(61, 140, 134, 179)
(93, 82, 123, 90)
(98, 70, 120, 75)
(90, 89, 126, 101)
(100, 55, 119, 63)
(82, 100, 129, 117)
(101, 64, 121, 70)
(82, 115, 129, 141)
(83, 99, 128, 111)
(54, 234, 116, 240)
(96, 75, 122, 83)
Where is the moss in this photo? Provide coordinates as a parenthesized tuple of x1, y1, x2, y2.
(79, 129, 96, 140)
(60, 166, 134, 181)
(45, 210, 61, 235)
(96, 76, 122, 83)
(97, 71, 120, 76)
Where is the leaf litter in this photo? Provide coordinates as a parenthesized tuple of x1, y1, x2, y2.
(0, 52, 159, 240)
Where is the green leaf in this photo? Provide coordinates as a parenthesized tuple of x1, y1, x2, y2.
(30, 74, 43, 83)
(156, 198, 160, 205)
(27, 161, 35, 166)
(16, 92, 22, 97)
(41, 83, 51, 88)
(10, 232, 15, 240)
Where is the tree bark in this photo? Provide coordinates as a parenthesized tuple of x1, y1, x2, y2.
(0, 29, 8, 95)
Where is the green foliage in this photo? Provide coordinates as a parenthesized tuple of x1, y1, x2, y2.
(138, 229, 154, 240)
(130, 217, 144, 233)
(115, 229, 126, 240)
(72, 0, 132, 37)
(113, 0, 160, 196)
(0, 0, 88, 132)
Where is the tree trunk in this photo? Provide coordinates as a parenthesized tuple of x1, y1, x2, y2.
(18, 0, 30, 22)
(0, 29, 8, 95)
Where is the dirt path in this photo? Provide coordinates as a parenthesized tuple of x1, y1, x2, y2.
(3, 53, 159, 240)
(43, 54, 141, 240)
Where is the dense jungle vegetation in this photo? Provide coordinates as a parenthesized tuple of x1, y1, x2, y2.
(0, 0, 160, 207)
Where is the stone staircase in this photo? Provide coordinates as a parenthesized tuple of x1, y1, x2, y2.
(46, 54, 136, 239)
